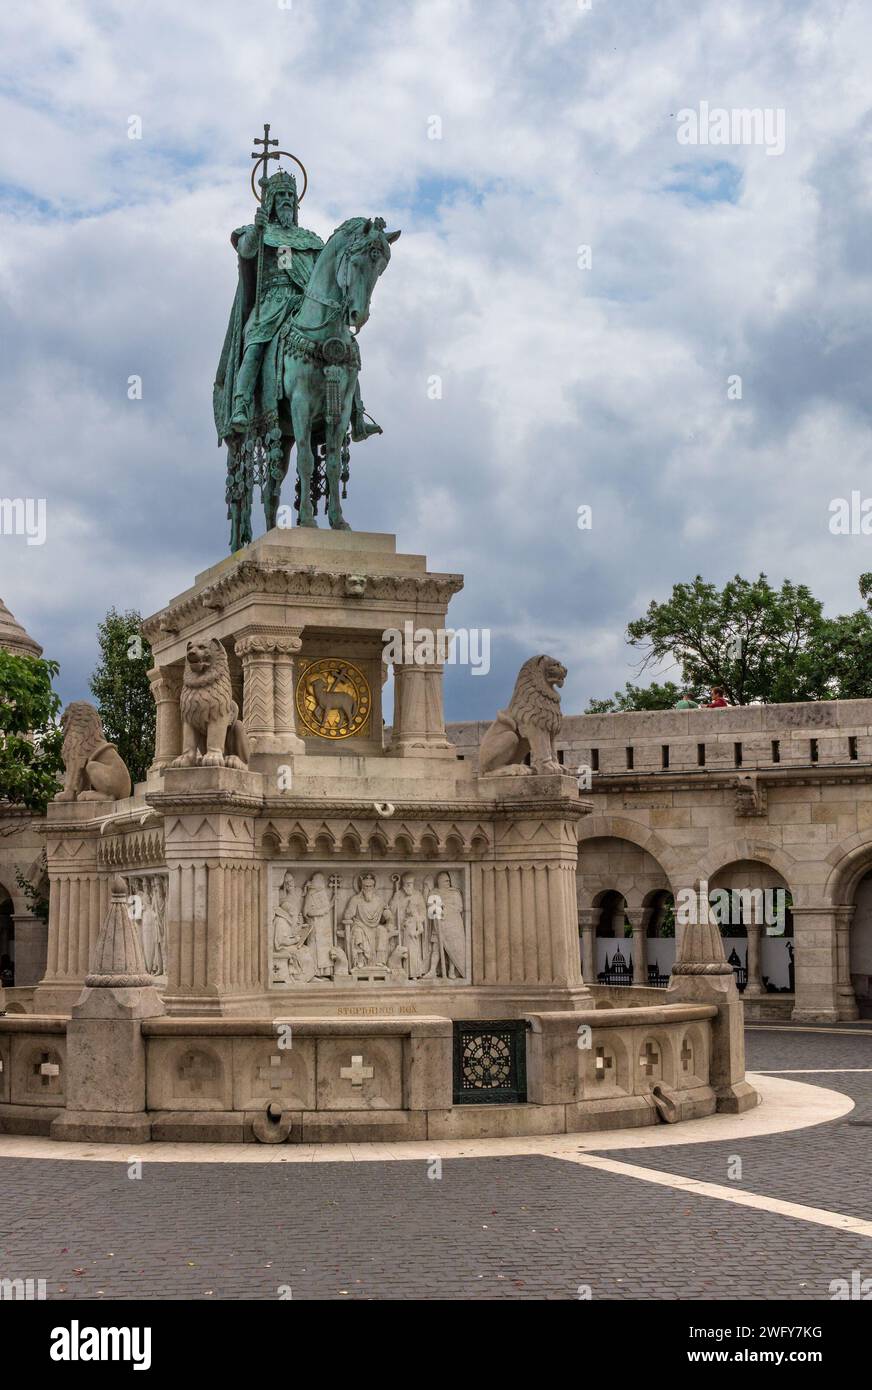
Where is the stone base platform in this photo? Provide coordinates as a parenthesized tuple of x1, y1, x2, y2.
(0, 1001, 743, 1143)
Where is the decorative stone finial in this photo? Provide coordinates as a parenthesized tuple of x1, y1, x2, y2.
(672, 883, 733, 976)
(85, 874, 153, 987)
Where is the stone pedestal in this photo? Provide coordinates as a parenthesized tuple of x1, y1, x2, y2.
(36, 799, 114, 1016)
(52, 876, 165, 1144)
(146, 766, 264, 1017)
(140, 528, 464, 773)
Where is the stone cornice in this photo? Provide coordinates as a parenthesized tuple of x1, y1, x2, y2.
(258, 796, 591, 821)
(589, 766, 872, 792)
(145, 789, 265, 815)
(141, 559, 464, 639)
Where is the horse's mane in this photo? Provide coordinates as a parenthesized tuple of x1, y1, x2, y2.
(324, 217, 369, 248)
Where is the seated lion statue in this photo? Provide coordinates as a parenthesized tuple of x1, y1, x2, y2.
(172, 638, 249, 770)
(56, 702, 132, 802)
(479, 655, 574, 777)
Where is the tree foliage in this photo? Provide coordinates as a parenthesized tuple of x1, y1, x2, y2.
(89, 609, 154, 787)
(0, 651, 63, 811)
(586, 681, 685, 714)
(589, 574, 872, 709)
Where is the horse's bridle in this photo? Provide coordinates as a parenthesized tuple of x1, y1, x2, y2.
(297, 233, 385, 333)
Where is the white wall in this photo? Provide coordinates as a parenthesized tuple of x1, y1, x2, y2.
(594, 936, 793, 990)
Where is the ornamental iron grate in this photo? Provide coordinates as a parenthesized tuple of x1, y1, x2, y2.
(452, 1019, 528, 1105)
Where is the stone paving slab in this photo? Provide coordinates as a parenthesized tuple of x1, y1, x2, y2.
(1, 1150, 871, 1300)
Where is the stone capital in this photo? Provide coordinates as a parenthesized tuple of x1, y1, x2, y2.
(234, 626, 303, 659)
(147, 664, 182, 701)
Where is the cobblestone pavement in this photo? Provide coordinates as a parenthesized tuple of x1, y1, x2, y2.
(596, 1026, 872, 1225)
(0, 1026, 870, 1301)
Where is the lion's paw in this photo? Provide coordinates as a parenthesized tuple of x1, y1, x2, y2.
(171, 752, 197, 769)
(481, 764, 533, 778)
(201, 750, 226, 768)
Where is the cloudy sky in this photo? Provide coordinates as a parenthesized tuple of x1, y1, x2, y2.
(2, 0, 872, 719)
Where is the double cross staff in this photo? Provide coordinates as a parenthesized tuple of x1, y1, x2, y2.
(251, 123, 281, 316)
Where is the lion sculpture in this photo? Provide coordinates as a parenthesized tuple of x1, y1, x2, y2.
(172, 638, 249, 770)
(57, 702, 132, 802)
(479, 655, 574, 777)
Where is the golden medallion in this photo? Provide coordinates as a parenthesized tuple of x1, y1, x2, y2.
(296, 658, 371, 739)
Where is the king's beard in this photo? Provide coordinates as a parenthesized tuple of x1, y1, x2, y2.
(275, 203, 295, 229)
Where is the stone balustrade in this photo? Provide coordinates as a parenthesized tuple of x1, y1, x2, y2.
(448, 699, 872, 776)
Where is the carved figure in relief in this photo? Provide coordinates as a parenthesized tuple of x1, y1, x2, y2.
(302, 872, 334, 977)
(342, 872, 392, 968)
(426, 870, 465, 979)
(479, 654, 574, 777)
(139, 876, 167, 976)
(269, 866, 468, 986)
(389, 872, 428, 979)
(273, 871, 316, 983)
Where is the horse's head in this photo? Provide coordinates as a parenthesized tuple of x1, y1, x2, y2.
(338, 217, 401, 332)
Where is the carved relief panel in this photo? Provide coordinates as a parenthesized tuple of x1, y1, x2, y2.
(126, 872, 168, 977)
(269, 863, 470, 987)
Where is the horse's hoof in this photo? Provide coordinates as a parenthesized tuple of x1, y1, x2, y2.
(298, 515, 318, 529)
(331, 519, 352, 531)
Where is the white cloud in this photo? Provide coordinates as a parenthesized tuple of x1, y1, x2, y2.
(1, 0, 871, 716)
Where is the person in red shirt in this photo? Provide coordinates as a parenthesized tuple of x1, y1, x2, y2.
(705, 686, 729, 708)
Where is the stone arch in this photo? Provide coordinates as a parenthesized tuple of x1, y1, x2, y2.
(824, 836, 872, 1016)
(577, 817, 686, 892)
(643, 885, 675, 938)
(701, 853, 795, 998)
(592, 887, 628, 937)
(823, 833, 872, 908)
(578, 831, 675, 909)
(695, 839, 799, 897)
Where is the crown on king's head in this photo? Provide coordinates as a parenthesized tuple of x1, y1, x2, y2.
(263, 168, 298, 196)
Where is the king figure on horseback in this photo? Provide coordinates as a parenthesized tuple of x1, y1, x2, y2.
(214, 129, 396, 551)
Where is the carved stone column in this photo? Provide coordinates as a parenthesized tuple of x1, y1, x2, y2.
(790, 907, 840, 1022)
(235, 627, 305, 755)
(147, 665, 182, 772)
(389, 662, 454, 758)
(835, 905, 859, 1021)
(627, 908, 649, 985)
(578, 907, 596, 985)
(744, 921, 765, 997)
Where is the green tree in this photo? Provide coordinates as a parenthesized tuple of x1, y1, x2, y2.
(0, 651, 63, 812)
(89, 609, 154, 786)
(586, 680, 686, 714)
(590, 574, 848, 707)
